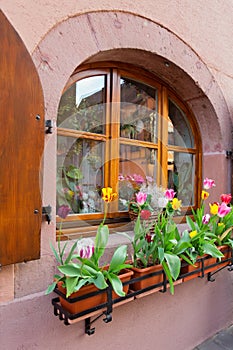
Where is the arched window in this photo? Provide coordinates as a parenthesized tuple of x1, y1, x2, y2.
(56, 63, 201, 236)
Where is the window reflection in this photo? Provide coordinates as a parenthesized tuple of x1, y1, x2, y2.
(168, 99, 194, 148)
(57, 136, 104, 214)
(57, 76, 106, 134)
(120, 78, 158, 143)
(168, 151, 194, 206)
(119, 144, 157, 210)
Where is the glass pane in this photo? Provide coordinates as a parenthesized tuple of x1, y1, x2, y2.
(120, 77, 158, 143)
(57, 135, 104, 214)
(167, 151, 195, 206)
(57, 76, 106, 134)
(168, 99, 194, 148)
(118, 144, 157, 211)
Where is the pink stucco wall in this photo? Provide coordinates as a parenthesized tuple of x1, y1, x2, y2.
(0, 1, 232, 349)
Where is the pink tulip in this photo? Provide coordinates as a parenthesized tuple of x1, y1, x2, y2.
(217, 202, 231, 218)
(133, 174, 145, 184)
(136, 192, 147, 205)
(164, 189, 176, 200)
(220, 193, 232, 205)
(203, 178, 216, 190)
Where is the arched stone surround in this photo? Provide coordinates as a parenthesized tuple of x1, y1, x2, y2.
(32, 11, 232, 213)
(32, 11, 231, 152)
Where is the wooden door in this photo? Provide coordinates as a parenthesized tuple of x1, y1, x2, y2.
(0, 11, 44, 266)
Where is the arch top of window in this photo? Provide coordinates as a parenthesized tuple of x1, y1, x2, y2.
(56, 63, 201, 231)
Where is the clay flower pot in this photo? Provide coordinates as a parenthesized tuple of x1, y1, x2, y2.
(130, 264, 163, 291)
(57, 269, 133, 314)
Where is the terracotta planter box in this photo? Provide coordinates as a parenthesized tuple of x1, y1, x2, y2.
(217, 245, 232, 268)
(58, 269, 133, 314)
(130, 264, 163, 291)
(181, 255, 220, 281)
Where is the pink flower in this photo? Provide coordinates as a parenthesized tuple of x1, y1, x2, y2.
(217, 202, 231, 218)
(140, 210, 152, 220)
(203, 178, 216, 190)
(146, 176, 153, 183)
(118, 174, 125, 181)
(202, 214, 210, 224)
(220, 193, 232, 205)
(136, 192, 147, 205)
(133, 174, 145, 184)
(164, 189, 176, 200)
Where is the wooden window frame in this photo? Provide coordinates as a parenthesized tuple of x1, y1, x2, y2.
(56, 62, 202, 238)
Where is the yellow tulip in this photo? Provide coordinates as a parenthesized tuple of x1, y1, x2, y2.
(209, 202, 219, 215)
(101, 187, 117, 202)
(189, 230, 197, 239)
(171, 197, 182, 210)
(201, 190, 209, 200)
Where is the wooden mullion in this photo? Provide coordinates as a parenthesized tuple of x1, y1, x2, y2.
(160, 87, 169, 188)
(109, 69, 120, 214)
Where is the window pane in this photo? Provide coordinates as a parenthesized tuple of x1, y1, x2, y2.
(118, 144, 157, 210)
(168, 99, 194, 148)
(57, 135, 104, 214)
(168, 151, 195, 206)
(57, 76, 106, 134)
(120, 77, 158, 143)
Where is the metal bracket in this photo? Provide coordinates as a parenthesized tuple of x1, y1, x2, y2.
(45, 120, 53, 134)
(42, 205, 52, 224)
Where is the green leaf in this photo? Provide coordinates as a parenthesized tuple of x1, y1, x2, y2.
(49, 241, 62, 264)
(202, 242, 224, 258)
(109, 245, 127, 273)
(92, 272, 108, 290)
(164, 252, 181, 280)
(107, 273, 125, 297)
(158, 247, 164, 263)
(45, 281, 57, 295)
(93, 224, 109, 263)
(58, 263, 82, 277)
(186, 216, 196, 231)
(64, 241, 77, 264)
(162, 261, 174, 295)
(66, 276, 79, 297)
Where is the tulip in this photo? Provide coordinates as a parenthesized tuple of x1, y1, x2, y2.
(133, 174, 145, 184)
(172, 197, 182, 210)
(164, 189, 176, 200)
(77, 238, 95, 259)
(201, 190, 209, 200)
(140, 209, 152, 220)
(189, 230, 197, 239)
(218, 202, 231, 218)
(202, 214, 210, 224)
(136, 192, 147, 205)
(101, 187, 117, 202)
(220, 193, 232, 205)
(57, 204, 70, 219)
(209, 202, 219, 215)
(203, 178, 216, 190)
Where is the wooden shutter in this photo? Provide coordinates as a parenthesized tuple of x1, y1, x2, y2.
(0, 11, 44, 266)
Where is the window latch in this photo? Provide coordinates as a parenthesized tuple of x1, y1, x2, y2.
(42, 205, 52, 224)
(45, 120, 53, 134)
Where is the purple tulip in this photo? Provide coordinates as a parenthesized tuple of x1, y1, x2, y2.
(57, 205, 70, 219)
